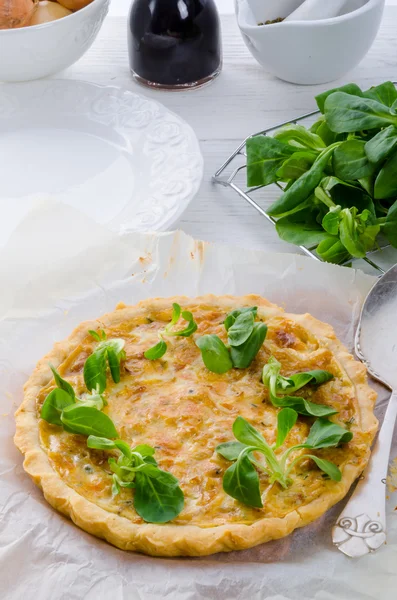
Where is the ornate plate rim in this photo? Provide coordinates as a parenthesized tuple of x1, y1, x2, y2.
(0, 79, 204, 233)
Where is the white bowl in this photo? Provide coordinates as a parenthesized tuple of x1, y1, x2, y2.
(236, 0, 385, 85)
(0, 0, 110, 82)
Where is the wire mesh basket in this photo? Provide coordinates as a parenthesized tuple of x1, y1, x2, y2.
(213, 109, 397, 276)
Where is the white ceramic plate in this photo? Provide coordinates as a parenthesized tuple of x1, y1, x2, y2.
(0, 80, 203, 239)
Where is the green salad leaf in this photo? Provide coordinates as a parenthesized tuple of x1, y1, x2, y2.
(246, 136, 295, 187)
(41, 388, 75, 427)
(304, 418, 353, 448)
(273, 124, 326, 152)
(217, 414, 349, 507)
(333, 140, 376, 181)
(222, 452, 263, 508)
(144, 340, 167, 360)
(49, 364, 75, 399)
(267, 145, 338, 218)
(41, 365, 117, 438)
(374, 149, 397, 199)
(262, 356, 336, 418)
(196, 307, 267, 374)
(196, 335, 233, 374)
(230, 323, 268, 369)
(227, 310, 255, 346)
(245, 80, 397, 263)
(365, 126, 397, 163)
(84, 332, 126, 392)
(275, 408, 298, 449)
(87, 436, 184, 523)
(363, 81, 397, 107)
(276, 152, 316, 181)
(224, 306, 257, 331)
(315, 83, 363, 113)
(61, 405, 118, 438)
(144, 303, 198, 361)
(324, 92, 397, 133)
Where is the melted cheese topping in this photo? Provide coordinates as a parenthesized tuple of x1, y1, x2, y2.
(37, 301, 371, 527)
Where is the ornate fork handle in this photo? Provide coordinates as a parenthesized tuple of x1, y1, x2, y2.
(332, 390, 397, 557)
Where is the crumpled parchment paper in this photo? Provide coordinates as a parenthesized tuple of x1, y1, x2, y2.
(0, 201, 395, 600)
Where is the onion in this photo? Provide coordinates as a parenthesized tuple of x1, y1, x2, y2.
(30, 0, 72, 25)
(57, 0, 93, 10)
(0, 0, 38, 29)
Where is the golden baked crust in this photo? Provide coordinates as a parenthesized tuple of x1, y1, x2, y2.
(14, 295, 378, 556)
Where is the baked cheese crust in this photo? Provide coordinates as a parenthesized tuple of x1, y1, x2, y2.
(14, 295, 378, 556)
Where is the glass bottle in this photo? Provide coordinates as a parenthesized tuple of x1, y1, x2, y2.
(128, 0, 222, 90)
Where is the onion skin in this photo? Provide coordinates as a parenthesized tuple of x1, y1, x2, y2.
(56, 0, 93, 10)
(30, 0, 72, 25)
(0, 0, 38, 29)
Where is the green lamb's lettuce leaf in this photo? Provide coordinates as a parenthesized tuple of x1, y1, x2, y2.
(275, 408, 298, 449)
(222, 453, 263, 508)
(374, 149, 397, 199)
(60, 405, 118, 438)
(365, 126, 397, 164)
(88, 436, 184, 523)
(316, 83, 363, 113)
(273, 124, 326, 151)
(276, 152, 317, 181)
(224, 307, 257, 331)
(144, 304, 198, 360)
(246, 135, 295, 187)
(324, 92, 397, 133)
(84, 333, 126, 392)
(333, 140, 376, 181)
(245, 80, 397, 265)
(49, 364, 75, 399)
(227, 310, 255, 347)
(197, 307, 266, 373)
(144, 340, 167, 360)
(216, 414, 350, 507)
(363, 81, 397, 107)
(316, 236, 351, 264)
(41, 388, 75, 426)
(230, 323, 268, 369)
(262, 356, 336, 418)
(304, 418, 353, 449)
(267, 145, 339, 218)
(196, 335, 233, 374)
(41, 366, 118, 438)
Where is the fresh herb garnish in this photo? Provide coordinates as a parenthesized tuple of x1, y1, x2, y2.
(50, 364, 75, 398)
(246, 80, 397, 263)
(41, 366, 117, 438)
(61, 405, 118, 438)
(87, 436, 184, 523)
(41, 388, 75, 426)
(84, 331, 126, 392)
(227, 309, 256, 346)
(217, 413, 352, 507)
(196, 307, 267, 373)
(144, 340, 167, 360)
(230, 323, 268, 369)
(262, 356, 336, 417)
(196, 335, 233, 374)
(144, 303, 198, 360)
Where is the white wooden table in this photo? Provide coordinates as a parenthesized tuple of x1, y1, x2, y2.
(65, 4, 397, 252)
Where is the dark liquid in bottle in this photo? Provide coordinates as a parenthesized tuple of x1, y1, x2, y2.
(128, 0, 222, 88)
